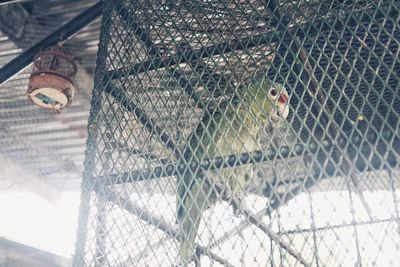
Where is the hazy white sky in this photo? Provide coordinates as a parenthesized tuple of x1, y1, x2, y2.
(0, 192, 81, 258)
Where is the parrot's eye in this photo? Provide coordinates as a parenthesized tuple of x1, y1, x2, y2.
(269, 88, 278, 100)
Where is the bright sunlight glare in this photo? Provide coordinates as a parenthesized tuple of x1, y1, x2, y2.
(0, 191, 80, 258)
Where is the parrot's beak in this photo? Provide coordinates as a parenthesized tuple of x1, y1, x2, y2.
(278, 92, 288, 104)
(276, 91, 289, 120)
(278, 102, 289, 119)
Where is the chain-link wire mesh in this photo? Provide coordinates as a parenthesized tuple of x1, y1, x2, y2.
(74, 0, 400, 266)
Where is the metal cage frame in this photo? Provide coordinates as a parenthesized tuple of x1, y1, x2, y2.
(74, 1, 400, 266)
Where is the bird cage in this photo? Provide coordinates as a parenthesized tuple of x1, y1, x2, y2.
(74, 1, 400, 266)
(27, 46, 77, 110)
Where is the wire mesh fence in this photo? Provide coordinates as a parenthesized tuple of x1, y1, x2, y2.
(74, 0, 400, 266)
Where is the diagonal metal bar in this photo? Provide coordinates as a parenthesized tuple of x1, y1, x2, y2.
(104, 82, 180, 157)
(192, 183, 311, 266)
(94, 187, 236, 267)
(112, 1, 158, 57)
(0, 1, 103, 85)
(207, 209, 399, 264)
(241, 205, 311, 266)
(98, 1, 200, 159)
(107, 32, 278, 80)
(113, 0, 206, 109)
(106, 5, 397, 80)
(175, 41, 236, 98)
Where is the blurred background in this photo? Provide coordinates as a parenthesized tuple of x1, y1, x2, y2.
(0, 0, 100, 265)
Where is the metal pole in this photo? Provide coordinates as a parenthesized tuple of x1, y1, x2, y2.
(72, 2, 107, 266)
(0, 1, 103, 85)
(95, 134, 398, 186)
(0, 0, 34, 6)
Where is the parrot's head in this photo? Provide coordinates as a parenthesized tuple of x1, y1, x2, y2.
(267, 83, 289, 122)
(250, 80, 290, 123)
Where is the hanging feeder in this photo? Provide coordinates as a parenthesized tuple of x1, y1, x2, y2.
(27, 46, 77, 110)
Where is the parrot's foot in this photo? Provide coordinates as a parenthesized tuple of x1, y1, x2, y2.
(231, 199, 241, 217)
(213, 182, 245, 217)
(230, 197, 246, 217)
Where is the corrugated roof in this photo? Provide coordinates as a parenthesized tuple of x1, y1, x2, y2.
(0, 0, 100, 194)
